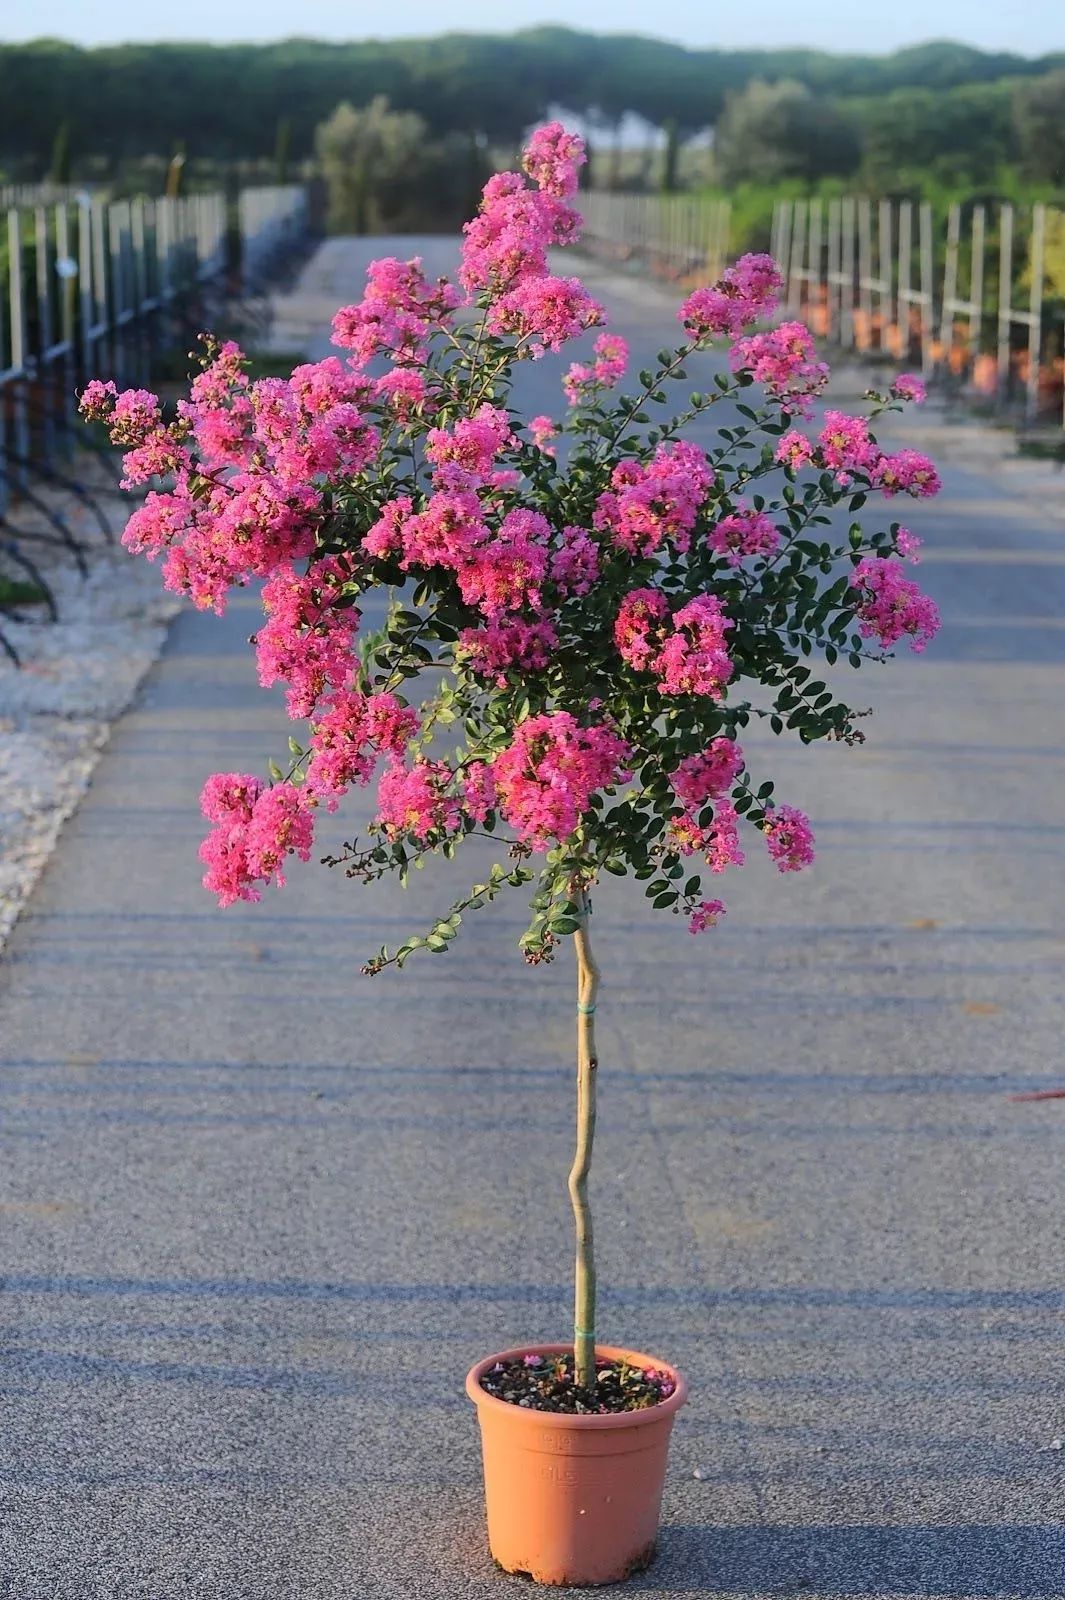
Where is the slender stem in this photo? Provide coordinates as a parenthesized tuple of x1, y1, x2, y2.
(568, 884, 600, 1390)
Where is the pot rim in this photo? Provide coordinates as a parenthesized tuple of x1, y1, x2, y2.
(465, 1342, 688, 1430)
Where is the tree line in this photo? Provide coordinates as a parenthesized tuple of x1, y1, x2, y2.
(1, 30, 1063, 181)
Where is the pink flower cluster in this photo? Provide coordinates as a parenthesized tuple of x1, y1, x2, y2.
(199, 774, 314, 906)
(670, 802, 745, 873)
(818, 411, 878, 485)
(462, 129, 580, 284)
(331, 256, 458, 368)
(671, 739, 744, 808)
(529, 414, 558, 454)
(490, 713, 630, 849)
(689, 899, 726, 935)
(376, 759, 462, 842)
(730, 322, 829, 417)
(892, 373, 927, 403)
(657, 596, 734, 699)
(80, 347, 381, 615)
(488, 274, 604, 355)
(521, 122, 586, 197)
(550, 525, 600, 597)
(614, 587, 670, 671)
(255, 558, 359, 718)
(594, 441, 713, 557)
(668, 739, 746, 871)
(458, 509, 551, 618)
(426, 404, 514, 491)
(374, 368, 431, 420)
(775, 421, 942, 502)
(457, 619, 559, 685)
(709, 505, 780, 563)
(305, 689, 418, 808)
(851, 558, 941, 652)
(615, 589, 734, 699)
(873, 450, 941, 498)
(456, 126, 608, 354)
(678, 254, 783, 339)
(563, 332, 629, 403)
(775, 430, 814, 471)
(763, 805, 816, 872)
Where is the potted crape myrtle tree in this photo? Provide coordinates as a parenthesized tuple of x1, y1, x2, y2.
(82, 124, 941, 1588)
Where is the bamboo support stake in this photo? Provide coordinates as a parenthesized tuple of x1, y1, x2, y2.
(568, 886, 600, 1391)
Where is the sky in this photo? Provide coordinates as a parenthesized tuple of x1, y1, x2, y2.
(2, 0, 1062, 55)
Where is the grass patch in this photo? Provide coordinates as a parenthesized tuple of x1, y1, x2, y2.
(0, 576, 50, 608)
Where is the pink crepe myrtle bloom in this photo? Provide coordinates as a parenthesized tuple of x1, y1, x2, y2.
(376, 759, 462, 843)
(615, 587, 670, 672)
(851, 558, 941, 652)
(702, 801, 745, 873)
(488, 274, 605, 355)
(491, 713, 630, 849)
(763, 805, 815, 873)
(374, 368, 430, 419)
(78, 378, 118, 421)
(109, 387, 164, 445)
(550, 525, 600, 597)
(818, 411, 879, 483)
(245, 784, 316, 884)
(895, 528, 922, 562)
(198, 776, 314, 906)
(689, 899, 726, 935)
(529, 414, 559, 454)
(709, 506, 780, 563)
(462, 762, 497, 824)
(670, 802, 745, 872)
(872, 449, 941, 499)
(305, 689, 419, 808)
(394, 491, 489, 573)
(457, 619, 558, 685)
(657, 595, 734, 699)
(521, 122, 585, 198)
(426, 404, 513, 487)
(678, 253, 783, 339)
(892, 373, 927, 403)
(456, 508, 550, 619)
(730, 322, 829, 416)
(563, 332, 629, 403)
(670, 740, 744, 807)
(121, 490, 195, 561)
(594, 440, 713, 558)
(331, 255, 458, 368)
(254, 558, 359, 719)
(775, 429, 814, 471)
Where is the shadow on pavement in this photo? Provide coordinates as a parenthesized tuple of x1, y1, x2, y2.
(638, 1523, 1065, 1595)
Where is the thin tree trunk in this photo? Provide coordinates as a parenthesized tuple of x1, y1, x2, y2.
(568, 886, 600, 1390)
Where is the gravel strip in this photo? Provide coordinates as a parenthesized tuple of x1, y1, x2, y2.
(0, 484, 180, 954)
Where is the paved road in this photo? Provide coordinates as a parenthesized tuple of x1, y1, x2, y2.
(2, 240, 1064, 1599)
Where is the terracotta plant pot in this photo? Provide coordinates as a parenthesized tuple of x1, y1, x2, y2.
(466, 1343, 688, 1587)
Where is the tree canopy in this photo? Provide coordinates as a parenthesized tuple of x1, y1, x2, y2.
(1, 30, 1063, 170)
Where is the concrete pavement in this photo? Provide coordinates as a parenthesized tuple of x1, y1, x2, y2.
(1, 240, 1064, 1598)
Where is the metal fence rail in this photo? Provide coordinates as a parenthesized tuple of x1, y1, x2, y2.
(577, 189, 1063, 429)
(773, 195, 1064, 428)
(0, 185, 308, 515)
(578, 192, 731, 286)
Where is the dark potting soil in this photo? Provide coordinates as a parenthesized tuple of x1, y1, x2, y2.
(479, 1353, 676, 1414)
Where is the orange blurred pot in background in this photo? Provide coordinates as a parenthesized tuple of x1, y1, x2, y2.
(466, 1343, 688, 1587)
